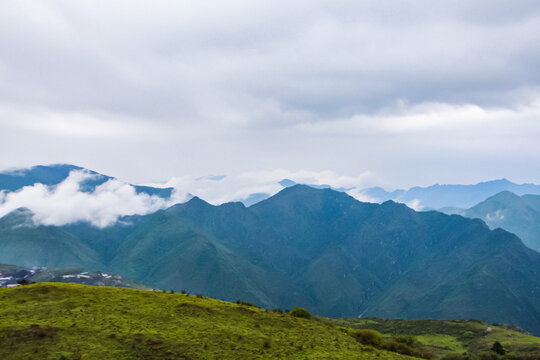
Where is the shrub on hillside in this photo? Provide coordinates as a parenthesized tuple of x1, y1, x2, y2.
(290, 307, 311, 319)
(394, 335, 417, 347)
(491, 341, 506, 355)
(383, 340, 434, 359)
(236, 300, 256, 307)
(352, 329, 384, 347)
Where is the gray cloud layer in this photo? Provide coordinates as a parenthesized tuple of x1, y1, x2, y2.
(1, 1, 540, 188)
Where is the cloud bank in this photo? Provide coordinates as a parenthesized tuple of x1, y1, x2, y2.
(0, 169, 377, 227)
(158, 168, 375, 205)
(1, 1, 540, 188)
(0, 171, 171, 227)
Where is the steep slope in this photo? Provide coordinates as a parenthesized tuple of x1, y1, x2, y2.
(0, 209, 102, 270)
(367, 227, 540, 333)
(452, 191, 540, 252)
(109, 204, 311, 309)
(360, 179, 540, 209)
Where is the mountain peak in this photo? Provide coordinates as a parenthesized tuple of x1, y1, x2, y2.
(279, 179, 297, 187)
(486, 190, 522, 202)
(186, 196, 212, 207)
(276, 183, 348, 198)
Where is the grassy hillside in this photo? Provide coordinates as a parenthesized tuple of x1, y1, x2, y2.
(0, 283, 414, 360)
(321, 317, 540, 359)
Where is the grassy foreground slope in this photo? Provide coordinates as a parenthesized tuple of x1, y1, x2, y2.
(0, 283, 412, 360)
(322, 318, 540, 359)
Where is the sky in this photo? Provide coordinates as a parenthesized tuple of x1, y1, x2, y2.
(2, 0, 540, 192)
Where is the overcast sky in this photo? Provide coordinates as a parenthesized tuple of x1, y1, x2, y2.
(1, 0, 540, 190)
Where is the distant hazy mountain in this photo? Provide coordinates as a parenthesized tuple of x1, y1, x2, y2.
(440, 191, 540, 252)
(0, 164, 173, 198)
(360, 179, 540, 210)
(1, 185, 540, 334)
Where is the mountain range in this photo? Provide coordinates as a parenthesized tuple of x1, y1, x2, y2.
(1, 183, 540, 334)
(6, 164, 540, 210)
(360, 179, 540, 210)
(440, 191, 540, 252)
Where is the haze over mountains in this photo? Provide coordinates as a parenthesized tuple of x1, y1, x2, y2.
(441, 191, 540, 252)
(359, 179, 540, 210)
(1, 167, 540, 335)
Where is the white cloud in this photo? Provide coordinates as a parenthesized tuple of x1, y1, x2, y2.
(155, 168, 376, 205)
(297, 99, 540, 135)
(345, 188, 381, 204)
(0, 171, 171, 228)
(405, 199, 423, 211)
(486, 210, 506, 222)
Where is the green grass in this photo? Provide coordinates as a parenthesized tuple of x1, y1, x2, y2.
(414, 335, 465, 357)
(318, 318, 540, 359)
(0, 283, 414, 360)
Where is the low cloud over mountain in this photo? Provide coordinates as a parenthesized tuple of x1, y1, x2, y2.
(0, 171, 172, 227)
(0, 165, 376, 227)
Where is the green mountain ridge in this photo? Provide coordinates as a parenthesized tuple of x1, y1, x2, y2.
(446, 191, 540, 252)
(1, 185, 540, 335)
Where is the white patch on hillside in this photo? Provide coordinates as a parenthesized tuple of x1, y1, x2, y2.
(405, 199, 423, 211)
(485, 210, 505, 222)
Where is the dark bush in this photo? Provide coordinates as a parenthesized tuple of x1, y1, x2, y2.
(352, 329, 384, 347)
(441, 354, 468, 360)
(17, 279, 34, 285)
(236, 300, 256, 307)
(383, 340, 434, 359)
(290, 307, 311, 319)
(491, 341, 506, 355)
